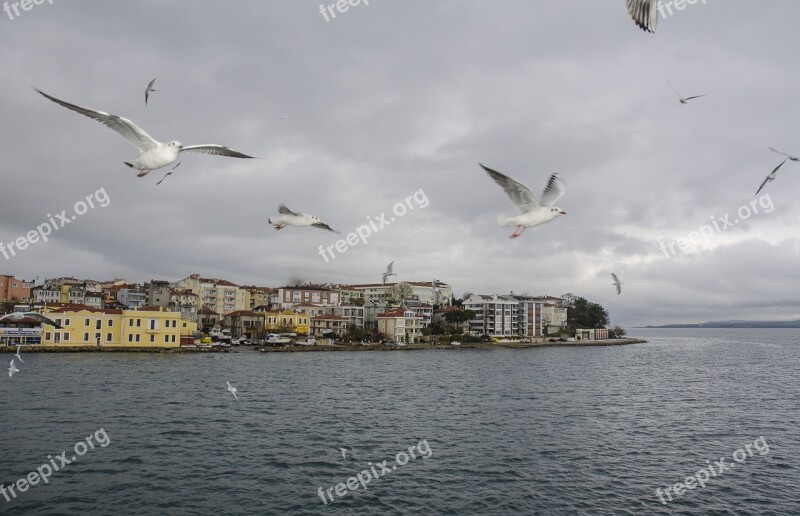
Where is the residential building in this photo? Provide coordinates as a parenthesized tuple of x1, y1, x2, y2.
(377, 308, 424, 343)
(264, 309, 310, 335)
(277, 285, 340, 308)
(223, 310, 266, 340)
(332, 305, 365, 330)
(177, 274, 248, 314)
(117, 287, 147, 309)
(170, 289, 198, 323)
(147, 280, 171, 307)
(32, 285, 60, 304)
(0, 275, 31, 302)
(310, 314, 349, 338)
(464, 294, 519, 337)
(348, 281, 452, 306)
(83, 292, 104, 309)
(198, 307, 221, 332)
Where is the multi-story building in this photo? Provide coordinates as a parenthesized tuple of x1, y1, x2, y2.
(332, 305, 365, 330)
(277, 286, 340, 308)
(223, 310, 266, 340)
(32, 285, 60, 304)
(117, 287, 147, 309)
(147, 280, 171, 307)
(348, 281, 452, 306)
(197, 307, 221, 332)
(170, 289, 198, 323)
(264, 309, 310, 335)
(83, 292, 104, 309)
(293, 303, 327, 318)
(0, 275, 31, 302)
(177, 275, 248, 314)
(310, 314, 349, 338)
(377, 308, 424, 343)
(242, 286, 277, 310)
(464, 294, 519, 337)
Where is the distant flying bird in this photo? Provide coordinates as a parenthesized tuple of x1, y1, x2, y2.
(145, 77, 157, 106)
(35, 88, 255, 178)
(340, 448, 347, 459)
(611, 273, 622, 295)
(769, 147, 799, 162)
(155, 161, 181, 186)
(626, 0, 657, 33)
(14, 346, 24, 363)
(8, 359, 19, 378)
(382, 261, 397, 285)
(755, 160, 787, 196)
(0, 312, 62, 328)
(668, 82, 708, 105)
(480, 163, 566, 239)
(226, 381, 239, 401)
(268, 205, 337, 232)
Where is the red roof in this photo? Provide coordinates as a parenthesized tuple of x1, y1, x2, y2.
(224, 310, 264, 317)
(48, 305, 123, 315)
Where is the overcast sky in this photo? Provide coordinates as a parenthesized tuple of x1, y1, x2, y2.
(1, 0, 799, 326)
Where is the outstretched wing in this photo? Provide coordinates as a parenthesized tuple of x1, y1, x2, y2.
(626, 0, 658, 33)
(35, 88, 159, 152)
(539, 173, 566, 207)
(480, 163, 539, 213)
(312, 222, 337, 233)
(278, 205, 300, 216)
(180, 144, 254, 159)
(682, 94, 708, 102)
(386, 261, 394, 274)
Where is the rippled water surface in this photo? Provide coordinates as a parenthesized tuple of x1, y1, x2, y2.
(2, 329, 799, 515)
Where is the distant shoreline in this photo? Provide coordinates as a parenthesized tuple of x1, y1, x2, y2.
(1, 338, 646, 353)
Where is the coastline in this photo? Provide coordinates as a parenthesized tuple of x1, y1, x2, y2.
(0, 338, 646, 353)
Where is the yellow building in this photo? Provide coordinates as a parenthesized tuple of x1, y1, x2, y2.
(264, 309, 309, 335)
(40, 305, 189, 348)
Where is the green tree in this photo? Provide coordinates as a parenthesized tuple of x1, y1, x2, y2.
(560, 293, 609, 329)
(443, 309, 476, 326)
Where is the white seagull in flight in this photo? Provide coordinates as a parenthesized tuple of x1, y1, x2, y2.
(226, 381, 239, 401)
(145, 77, 157, 106)
(480, 163, 566, 239)
(0, 312, 62, 328)
(755, 160, 787, 196)
(14, 346, 24, 363)
(667, 82, 708, 105)
(8, 359, 19, 378)
(611, 273, 622, 295)
(382, 261, 397, 285)
(340, 448, 348, 459)
(268, 205, 336, 232)
(35, 88, 255, 178)
(626, 0, 658, 33)
(769, 147, 799, 162)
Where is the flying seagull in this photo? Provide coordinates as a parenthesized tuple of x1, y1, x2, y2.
(626, 0, 657, 33)
(8, 359, 19, 378)
(145, 77, 157, 106)
(340, 448, 348, 459)
(480, 163, 566, 239)
(156, 161, 181, 186)
(14, 346, 24, 363)
(35, 88, 255, 178)
(755, 160, 788, 196)
(382, 261, 397, 285)
(668, 82, 708, 105)
(268, 205, 337, 232)
(769, 147, 799, 162)
(611, 273, 622, 295)
(0, 312, 62, 328)
(226, 381, 239, 401)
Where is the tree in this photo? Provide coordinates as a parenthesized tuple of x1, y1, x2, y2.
(561, 293, 609, 329)
(443, 309, 476, 326)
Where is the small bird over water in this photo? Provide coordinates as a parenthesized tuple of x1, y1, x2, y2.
(8, 358, 19, 378)
(769, 147, 799, 162)
(611, 273, 622, 295)
(755, 160, 787, 196)
(227, 381, 239, 401)
(668, 82, 708, 105)
(14, 346, 24, 363)
(382, 261, 397, 285)
(35, 88, 255, 178)
(268, 205, 336, 232)
(156, 161, 181, 186)
(626, 0, 657, 33)
(145, 77, 157, 106)
(480, 163, 566, 239)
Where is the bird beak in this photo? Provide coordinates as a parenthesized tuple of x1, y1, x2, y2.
(560, 211, 567, 215)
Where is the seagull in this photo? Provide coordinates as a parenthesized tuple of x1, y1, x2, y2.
(35, 88, 255, 178)
(145, 77, 157, 106)
(668, 82, 708, 105)
(226, 381, 239, 401)
(155, 161, 181, 186)
(268, 205, 336, 232)
(8, 359, 19, 378)
(340, 448, 348, 459)
(626, 0, 657, 33)
(0, 312, 62, 328)
(382, 261, 397, 285)
(755, 160, 787, 196)
(480, 163, 566, 239)
(769, 147, 799, 162)
(14, 346, 24, 363)
(611, 273, 622, 295)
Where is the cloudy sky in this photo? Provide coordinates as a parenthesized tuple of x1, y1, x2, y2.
(1, 0, 799, 326)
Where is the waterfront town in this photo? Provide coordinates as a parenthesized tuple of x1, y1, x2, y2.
(0, 273, 598, 349)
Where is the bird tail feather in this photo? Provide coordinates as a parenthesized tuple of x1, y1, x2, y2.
(124, 161, 134, 168)
(497, 214, 514, 226)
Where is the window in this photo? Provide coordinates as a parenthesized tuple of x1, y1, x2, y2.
(164, 335, 169, 343)
(150, 335, 155, 343)
(135, 334, 140, 342)
(95, 333, 101, 342)
(54, 333, 61, 343)
(63, 332, 70, 341)
(96, 320, 101, 330)
(45, 332, 51, 340)
(171, 335, 176, 343)
(108, 319, 113, 327)
(55, 319, 62, 326)
(129, 319, 133, 327)
(128, 334, 133, 342)
(84, 318, 90, 327)
(64, 319, 70, 326)
(83, 333, 89, 342)
(149, 319, 157, 330)
(106, 333, 112, 342)
(136, 319, 141, 327)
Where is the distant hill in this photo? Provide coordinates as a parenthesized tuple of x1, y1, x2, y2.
(644, 319, 800, 329)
